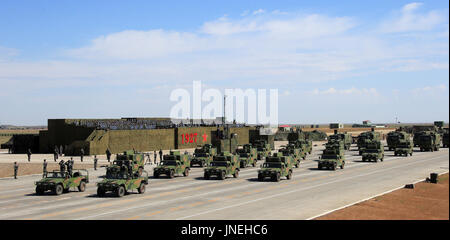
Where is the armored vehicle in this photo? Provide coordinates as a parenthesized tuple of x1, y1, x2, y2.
(236, 144, 257, 168)
(191, 144, 217, 167)
(357, 129, 381, 155)
(318, 144, 345, 170)
(35, 169, 89, 195)
(324, 139, 345, 158)
(443, 129, 449, 148)
(298, 139, 312, 154)
(253, 139, 272, 160)
(362, 141, 384, 162)
(418, 132, 441, 152)
(258, 155, 293, 182)
(211, 127, 238, 154)
(153, 151, 191, 178)
(387, 131, 410, 151)
(278, 144, 304, 168)
(328, 130, 352, 150)
(109, 150, 145, 176)
(97, 167, 148, 197)
(204, 151, 240, 180)
(394, 139, 413, 156)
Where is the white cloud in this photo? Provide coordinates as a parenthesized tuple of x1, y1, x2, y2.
(311, 87, 379, 96)
(411, 84, 448, 94)
(380, 2, 445, 33)
(253, 9, 265, 15)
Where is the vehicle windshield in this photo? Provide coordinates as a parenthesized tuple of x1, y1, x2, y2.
(106, 172, 128, 179)
(365, 149, 379, 153)
(211, 162, 228, 167)
(322, 155, 338, 159)
(46, 172, 66, 178)
(263, 162, 281, 168)
(163, 155, 178, 160)
(161, 161, 177, 166)
(239, 153, 249, 157)
(194, 153, 208, 157)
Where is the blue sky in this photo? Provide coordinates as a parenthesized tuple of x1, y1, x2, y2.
(0, 0, 448, 125)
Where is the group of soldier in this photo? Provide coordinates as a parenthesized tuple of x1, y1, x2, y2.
(58, 158, 75, 177)
(144, 149, 164, 165)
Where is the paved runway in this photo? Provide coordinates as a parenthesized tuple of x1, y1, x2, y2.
(0, 144, 448, 220)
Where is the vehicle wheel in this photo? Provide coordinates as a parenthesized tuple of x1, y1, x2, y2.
(374, 158, 378, 163)
(295, 163, 299, 168)
(410, 152, 413, 156)
(394, 152, 397, 156)
(219, 171, 225, 180)
(183, 168, 189, 177)
(420, 148, 423, 152)
(332, 163, 336, 171)
(63, 187, 70, 193)
(381, 156, 384, 162)
(169, 170, 175, 179)
(252, 162, 256, 167)
(258, 174, 263, 181)
(340, 161, 345, 169)
(287, 171, 292, 180)
(78, 181, 86, 192)
(275, 173, 281, 182)
(362, 157, 366, 162)
(54, 184, 63, 195)
(116, 186, 125, 197)
(153, 172, 159, 178)
(97, 187, 105, 197)
(204, 173, 210, 180)
(36, 187, 44, 195)
(138, 183, 146, 194)
(359, 151, 362, 155)
(318, 164, 322, 170)
(233, 170, 239, 178)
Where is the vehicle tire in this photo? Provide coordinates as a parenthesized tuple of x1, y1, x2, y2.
(332, 163, 336, 171)
(258, 174, 263, 181)
(374, 158, 378, 163)
(169, 170, 175, 179)
(275, 173, 281, 182)
(63, 187, 70, 193)
(340, 161, 345, 169)
(362, 157, 366, 162)
(36, 187, 44, 195)
(410, 152, 413, 156)
(233, 170, 239, 178)
(420, 148, 423, 152)
(252, 162, 256, 167)
(97, 187, 105, 197)
(54, 184, 63, 195)
(78, 181, 86, 192)
(183, 168, 189, 177)
(204, 173, 210, 180)
(219, 171, 225, 180)
(381, 156, 384, 162)
(116, 186, 125, 197)
(138, 183, 146, 194)
(318, 164, 322, 170)
(359, 151, 362, 155)
(394, 152, 397, 156)
(153, 172, 159, 178)
(287, 171, 292, 180)
(295, 163, 299, 168)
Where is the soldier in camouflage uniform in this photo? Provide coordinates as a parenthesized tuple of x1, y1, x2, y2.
(94, 155, 98, 170)
(80, 148, 85, 162)
(14, 162, 18, 179)
(106, 148, 112, 162)
(27, 149, 32, 162)
(59, 160, 66, 173)
(42, 159, 47, 178)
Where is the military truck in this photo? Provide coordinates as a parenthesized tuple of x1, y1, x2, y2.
(443, 129, 449, 148)
(258, 155, 293, 182)
(35, 169, 89, 195)
(278, 144, 304, 168)
(109, 150, 145, 176)
(324, 139, 345, 158)
(362, 141, 384, 162)
(153, 151, 191, 178)
(211, 127, 238, 154)
(418, 132, 441, 152)
(204, 151, 240, 180)
(328, 130, 352, 150)
(191, 144, 217, 167)
(318, 143, 345, 170)
(357, 129, 381, 155)
(253, 139, 272, 160)
(387, 130, 410, 151)
(236, 144, 257, 168)
(97, 167, 148, 197)
(298, 139, 312, 154)
(394, 139, 413, 156)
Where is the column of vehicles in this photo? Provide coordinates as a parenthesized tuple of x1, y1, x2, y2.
(34, 126, 448, 197)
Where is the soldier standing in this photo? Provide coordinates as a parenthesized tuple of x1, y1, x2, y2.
(43, 159, 47, 178)
(159, 149, 163, 161)
(106, 148, 112, 162)
(94, 155, 98, 170)
(59, 160, 65, 172)
(80, 148, 84, 162)
(13, 162, 18, 179)
(54, 147, 59, 162)
(154, 150, 157, 164)
(59, 145, 63, 157)
(27, 148, 32, 162)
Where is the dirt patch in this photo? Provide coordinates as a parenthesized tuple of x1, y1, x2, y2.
(0, 162, 94, 178)
(316, 173, 449, 220)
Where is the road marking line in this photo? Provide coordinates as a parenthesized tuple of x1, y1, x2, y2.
(146, 210, 162, 217)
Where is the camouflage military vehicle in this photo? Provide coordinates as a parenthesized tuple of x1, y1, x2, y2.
(109, 150, 145, 176)
(418, 132, 441, 152)
(357, 129, 381, 155)
(191, 144, 217, 167)
(278, 144, 304, 168)
(324, 139, 345, 158)
(394, 139, 413, 156)
(97, 167, 148, 197)
(443, 129, 449, 148)
(35, 169, 89, 195)
(153, 151, 191, 178)
(298, 139, 312, 154)
(253, 139, 272, 160)
(413, 131, 425, 147)
(328, 130, 352, 150)
(387, 131, 410, 151)
(318, 143, 345, 170)
(258, 155, 293, 182)
(211, 127, 238, 154)
(362, 141, 384, 162)
(236, 144, 257, 168)
(204, 151, 240, 180)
